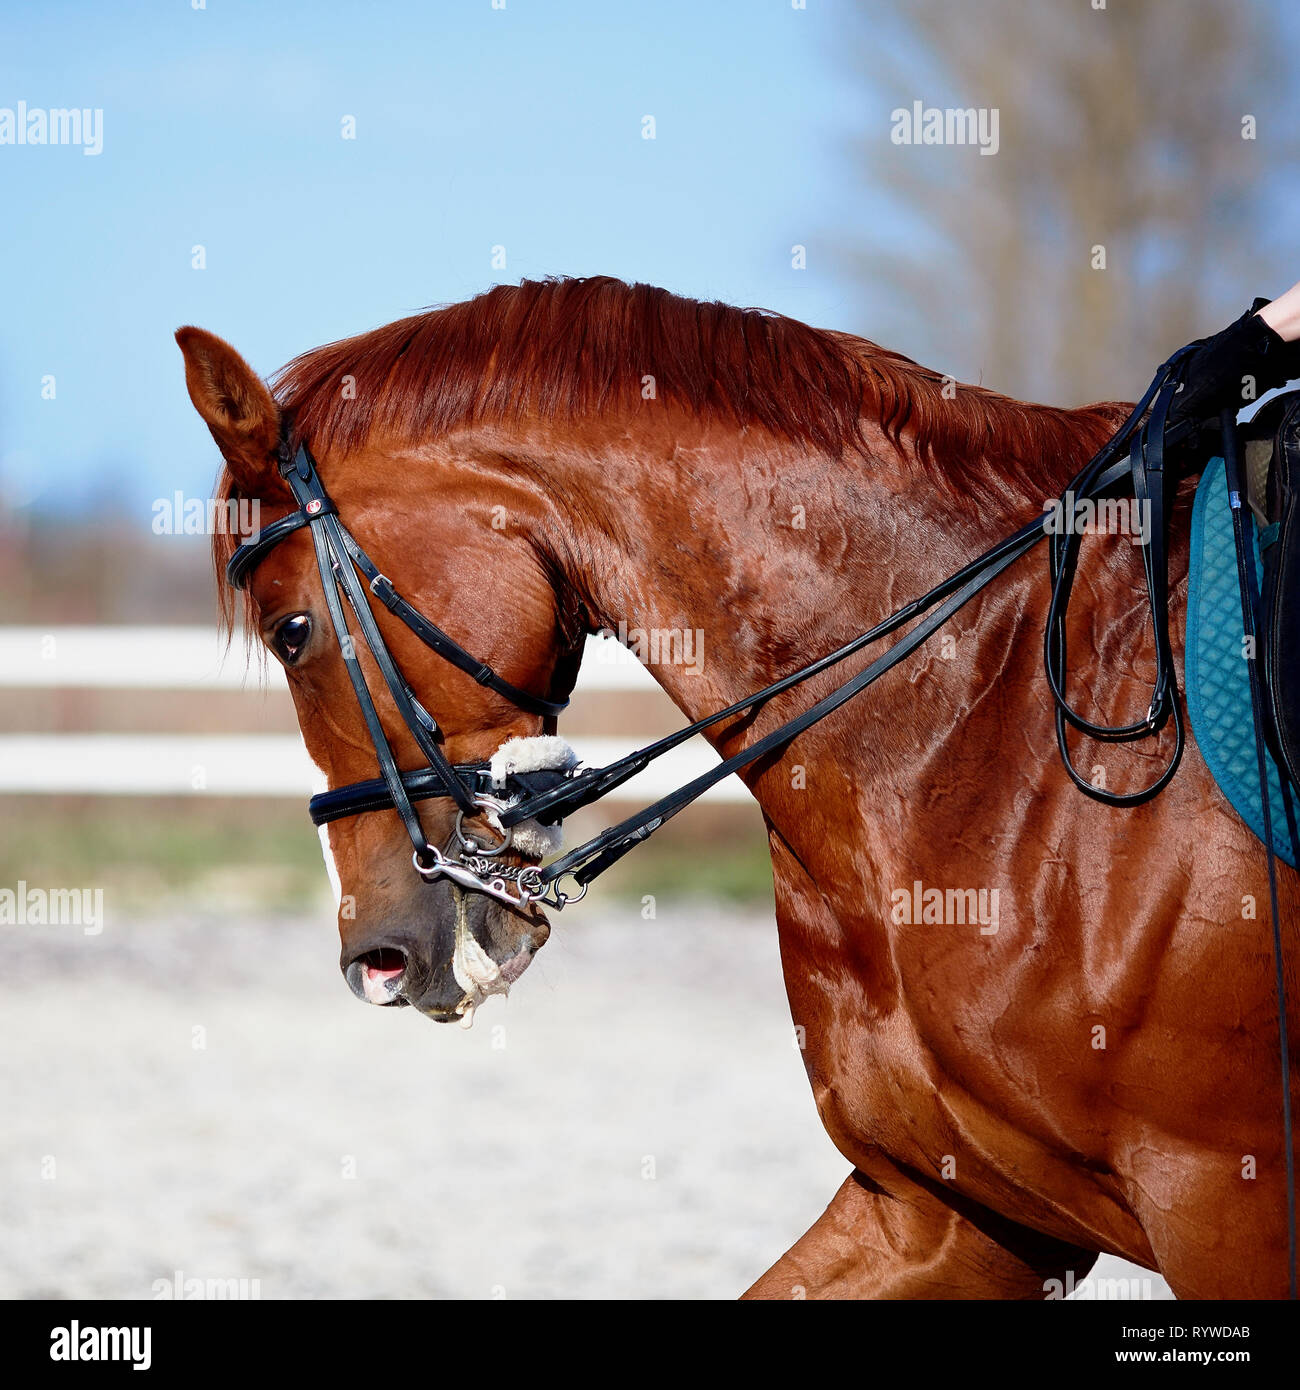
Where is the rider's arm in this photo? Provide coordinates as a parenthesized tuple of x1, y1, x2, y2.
(1258, 281, 1300, 344)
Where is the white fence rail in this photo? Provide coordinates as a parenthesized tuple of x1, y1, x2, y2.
(0, 628, 747, 804)
(0, 626, 657, 691)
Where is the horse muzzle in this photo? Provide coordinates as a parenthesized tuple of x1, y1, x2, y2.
(340, 872, 550, 1025)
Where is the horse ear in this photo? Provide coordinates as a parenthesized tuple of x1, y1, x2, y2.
(175, 326, 284, 494)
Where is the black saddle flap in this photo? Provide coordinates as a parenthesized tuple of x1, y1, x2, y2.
(1258, 390, 1300, 785)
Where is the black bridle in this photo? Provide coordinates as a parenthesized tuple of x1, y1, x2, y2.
(228, 437, 574, 905)
(230, 357, 1198, 909)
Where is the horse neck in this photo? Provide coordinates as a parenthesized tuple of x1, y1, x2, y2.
(542, 418, 1025, 740)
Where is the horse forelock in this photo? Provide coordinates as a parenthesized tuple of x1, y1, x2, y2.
(212, 468, 246, 643)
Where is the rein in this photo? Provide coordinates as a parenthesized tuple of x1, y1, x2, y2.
(512, 351, 1197, 893)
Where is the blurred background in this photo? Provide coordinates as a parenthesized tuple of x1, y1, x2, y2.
(3, 0, 1297, 1300)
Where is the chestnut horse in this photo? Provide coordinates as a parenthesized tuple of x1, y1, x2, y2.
(178, 276, 1296, 1299)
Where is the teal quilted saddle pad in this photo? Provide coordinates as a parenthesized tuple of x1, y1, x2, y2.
(1185, 455, 1300, 866)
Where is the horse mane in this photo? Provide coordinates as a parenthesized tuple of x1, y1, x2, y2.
(214, 275, 1130, 632)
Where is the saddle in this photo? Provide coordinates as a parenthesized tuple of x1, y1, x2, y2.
(1186, 388, 1300, 864)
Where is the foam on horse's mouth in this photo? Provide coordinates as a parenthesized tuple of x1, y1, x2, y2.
(449, 886, 534, 1028)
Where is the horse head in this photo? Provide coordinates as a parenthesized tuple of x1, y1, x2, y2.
(177, 326, 582, 1023)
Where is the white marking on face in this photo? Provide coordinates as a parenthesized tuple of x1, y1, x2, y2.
(317, 823, 343, 908)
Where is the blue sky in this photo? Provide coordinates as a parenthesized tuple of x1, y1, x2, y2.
(0, 0, 870, 516)
(3, 1, 1297, 523)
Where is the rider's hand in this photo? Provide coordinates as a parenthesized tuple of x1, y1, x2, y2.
(1168, 298, 1300, 435)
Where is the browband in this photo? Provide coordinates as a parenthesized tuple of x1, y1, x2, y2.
(226, 506, 324, 589)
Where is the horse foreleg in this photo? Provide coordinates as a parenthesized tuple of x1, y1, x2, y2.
(742, 1169, 1098, 1300)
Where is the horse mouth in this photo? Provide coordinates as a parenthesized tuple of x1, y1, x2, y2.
(418, 946, 536, 1026)
(345, 878, 549, 1020)
(392, 884, 545, 1028)
(356, 936, 539, 1021)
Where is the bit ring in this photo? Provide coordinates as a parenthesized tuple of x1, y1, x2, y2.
(454, 794, 514, 857)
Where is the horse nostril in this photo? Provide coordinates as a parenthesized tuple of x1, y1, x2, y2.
(344, 945, 410, 1006)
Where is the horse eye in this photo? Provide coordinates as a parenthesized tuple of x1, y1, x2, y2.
(272, 614, 312, 665)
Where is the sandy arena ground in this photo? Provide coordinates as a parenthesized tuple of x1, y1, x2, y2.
(3, 902, 1171, 1300)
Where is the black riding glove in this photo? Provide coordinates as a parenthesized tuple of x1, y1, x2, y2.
(1168, 298, 1300, 436)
